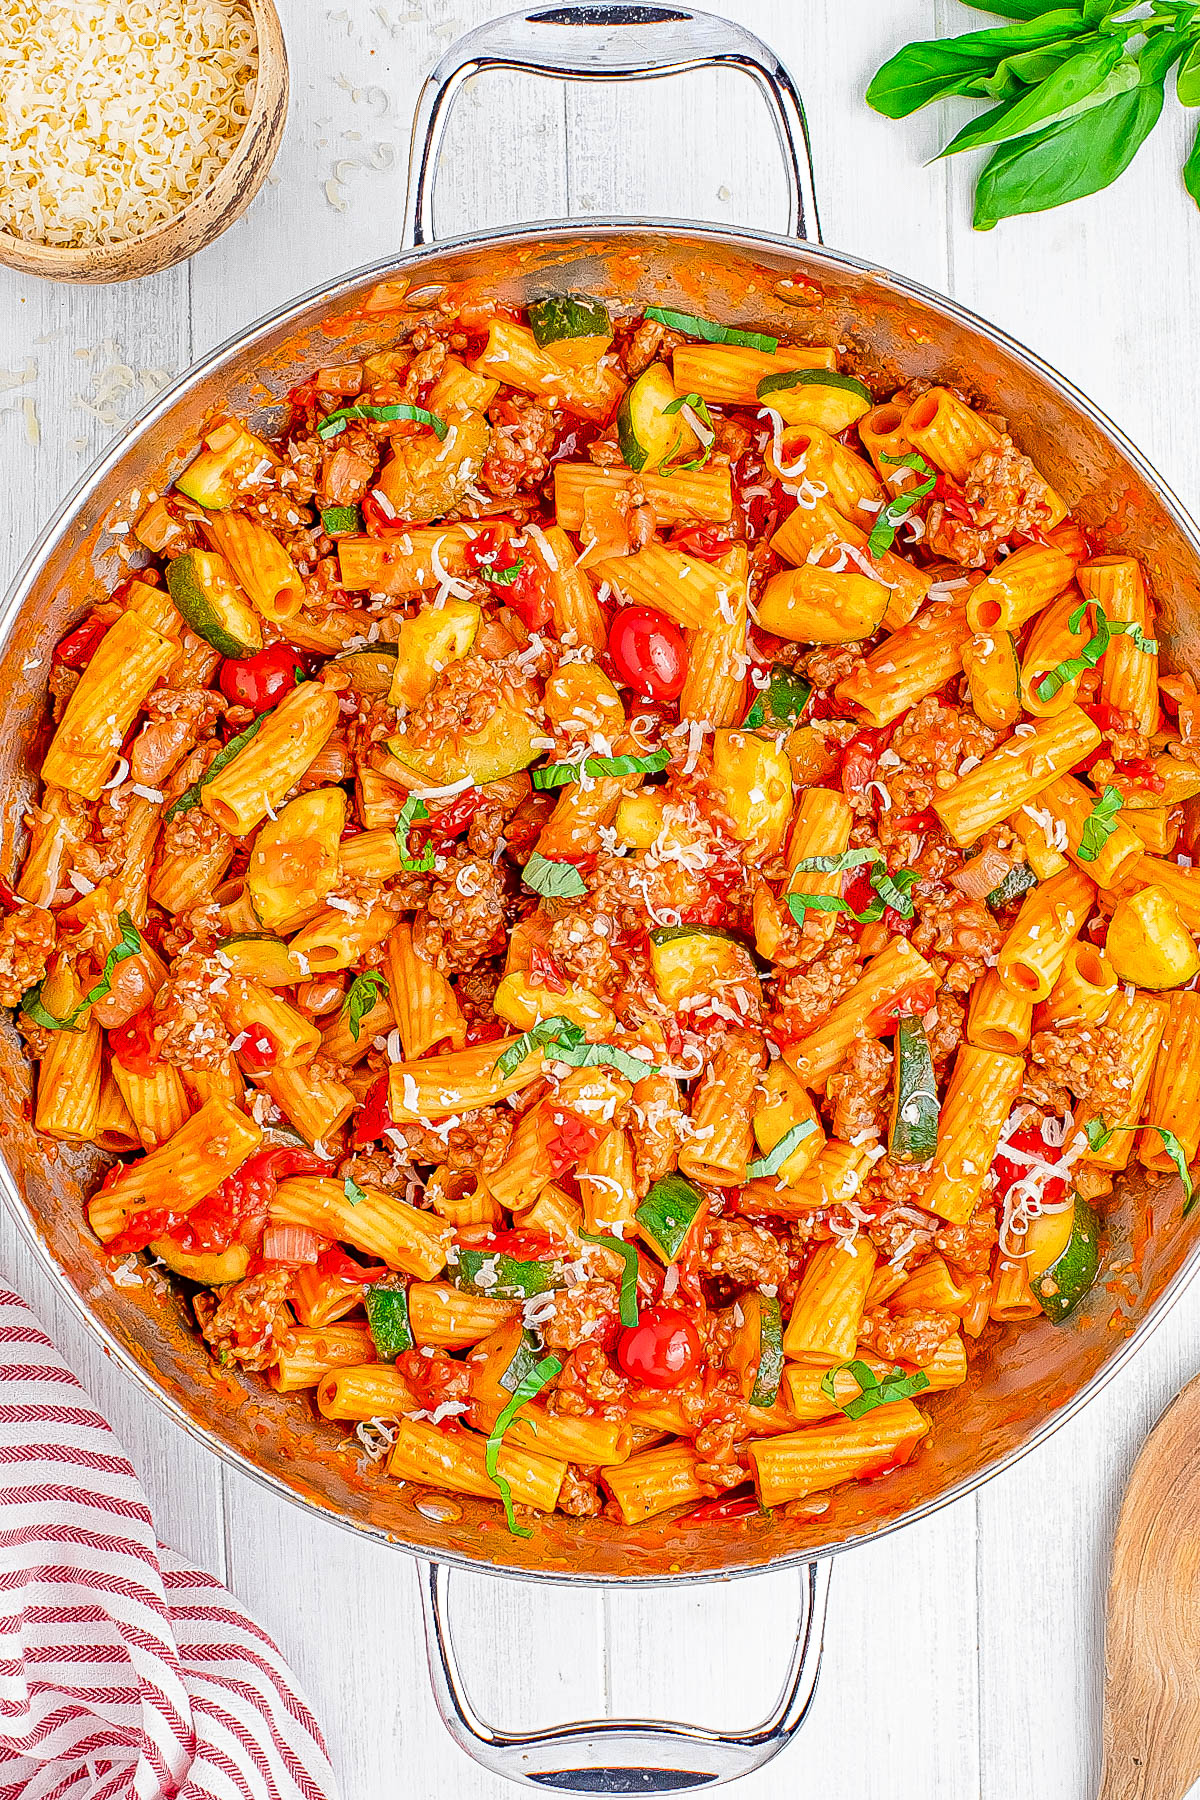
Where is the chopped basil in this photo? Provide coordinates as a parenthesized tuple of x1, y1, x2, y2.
(485, 1352, 563, 1536)
(555, 1037, 660, 1081)
(644, 306, 778, 355)
(659, 391, 716, 472)
(317, 402, 448, 442)
(867, 451, 937, 557)
(1077, 785, 1124, 864)
(819, 1358, 931, 1421)
(523, 851, 587, 899)
(531, 748, 670, 791)
(395, 795, 435, 873)
(164, 711, 269, 823)
(22, 911, 142, 1032)
(743, 666, 812, 731)
(985, 862, 1038, 910)
(493, 1015, 658, 1083)
(578, 1228, 639, 1328)
(746, 1119, 818, 1179)
(1085, 1116, 1194, 1212)
(1036, 599, 1157, 704)
(493, 1015, 580, 1079)
(477, 558, 523, 587)
(320, 504, 362, 536)
(342, 969, 388, 1042)
(344, 1174, 367, 1207)
(786, 856, 919, 926)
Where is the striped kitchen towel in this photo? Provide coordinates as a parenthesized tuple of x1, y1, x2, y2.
(0, 1284, 339, 1800)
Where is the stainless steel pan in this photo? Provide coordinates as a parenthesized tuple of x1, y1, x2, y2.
(3, 5, 1199, 1789)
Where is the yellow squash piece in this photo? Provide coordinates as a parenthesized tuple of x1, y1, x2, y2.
(376, 407, 491, 525)
(1106, 884, 1200, 989)
(247, 788, 346, 931)
(389, 597, 481, 710)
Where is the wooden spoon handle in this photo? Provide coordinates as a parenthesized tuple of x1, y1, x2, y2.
(1099, 1370, 1200, 1800)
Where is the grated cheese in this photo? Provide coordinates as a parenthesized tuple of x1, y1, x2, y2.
(0, 2, 260, 248)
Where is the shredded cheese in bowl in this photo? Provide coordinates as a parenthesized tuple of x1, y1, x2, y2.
(0, 0, 259, 248)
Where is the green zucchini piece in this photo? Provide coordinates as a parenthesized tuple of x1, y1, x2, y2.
(635, 1172, 705, 1263)
(333, 646, 399, 698)
(755, 368, 873, 433)
(321, 504, 362, 536)
(499, 1327, 546, 1393)
(365, 1281, 413, 1360)
(528, 294, 612, 347)
(889, 1016, 940, 1164)
(616, 362, 690, 473)
(175, 424, 275, 510)
(986, 862, 1038, 910)
(166, 550, 263, 658)
(743, 664, 812, 730)
(386, 700, 540, 788)
(648, 925, 759, 1011)
(1028, 1196, 1100, 1324)
(451, 1250, 568, 1299)
(730, 1293, 784, 1407)
(215, 933, 298, 986)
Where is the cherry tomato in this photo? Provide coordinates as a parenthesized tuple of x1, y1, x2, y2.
(865, 978, 937, 1036)
(108, 1008, 160, 1076)
(317, 1243, 389, 1285)
(607, 606, 687, 701)
(669, 523, 735, 563)
(239, 1025, 279, 1074)
(992, 1124, 1069, 1210)
(219, 645, 304, 714)
(353, 1073, 396, 1147)
(543, 1104, 608, 1178)
(465, 526, 552, 631)
(839, 728, 890, 801)
(54, 616, 109, 669)
(617, 1306, 701, 1389)
(0, 878, 21, 914)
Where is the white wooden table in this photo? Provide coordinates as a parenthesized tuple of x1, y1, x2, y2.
(3, 2, 1200, 1794)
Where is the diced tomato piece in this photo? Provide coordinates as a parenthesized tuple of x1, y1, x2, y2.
(354, 1073, 396, 1146)
(54, 616, 109, 669)
(1114, 756, 1164, 791)
(839, 728, 889, 800)
(108, 1008, 160, 1077)
(543, 1105, 608, 1177)
(992, 1124, 1069, 1210)
(865, 978, 937, 1035)
(932, 471, 972, 524)
(668, 523, 736, 562)
(485, 1228, 562, 1261)
(684, 1492, 760, 1523)
(426, 788, 485, 843)
(316, 1243, 389, 1284)
(528, 942, 567, 993)
(465, 523, 553, 630)
(0, 878, 21, 913)
(239, 1025, 279, 1075)
(111, 1144, 332, 1257)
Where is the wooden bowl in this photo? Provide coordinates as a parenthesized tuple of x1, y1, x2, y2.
(0, 0, 288, 284)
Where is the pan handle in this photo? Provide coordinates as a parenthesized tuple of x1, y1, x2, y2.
(415, 1555, 831, 1792)
(401, 2, 821, 248)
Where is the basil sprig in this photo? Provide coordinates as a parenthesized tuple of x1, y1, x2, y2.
(660, 390, 716, 472)
(317, 402, 448, 442)
(644, 306, 777, 354)
(820, 1358, 931, 1421)
(746, 1119, 818, 1180)
(493, 1015, 658, 1083)
(486, 1352, 563, 1536)
(395, 795, 436, 873)
(743, 666, 812, 731)
(578, 1228, 639, 1327)
(1085, 1116, 1194, 1211)
(1076, 784, 1124, 862)
(523, 851, 587, 899)
(867, 9, 1198, 231)
(867, 451, 938, 556)
(532, 748, 669, 791)
(1035, 597, 1156, 703)
(786, 852, 920, 926)
(342, 969, 387, 1042)
(23, 911, 141, 1032)
(164, 712, 269, 823)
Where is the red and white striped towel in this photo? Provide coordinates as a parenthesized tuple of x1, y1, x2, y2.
(0, 1284, 340, 1800)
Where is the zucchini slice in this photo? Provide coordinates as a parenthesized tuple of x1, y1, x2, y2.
(986, 862, 1038, 911)
(614, 793, 666, 851)
(388, 597, 481, 710)
(215, 933, 299, 986)
(616, 363, 696, 473)
(755, 369, 873, 433)
(1027, 1196, 1100, 1323)
(175, 422, 277, 510)
(744, 664, 812, 730)
(889, 1016, 940, 1163)
(729, 1293, 784, 1407)
(375, 406, 491, 525)
(334, 646, 399, 698)
(365, 1281, 413, 1360)
(386, 700, 540, 787)
(528, 295, 613, 367)
(451, 1249, 568, 1299)
(321, 504, 363, 536)
(166, 550, 263, 658)
(635, 1172, 705, 1263)
(247, 788, 345, 931)
(149, 1238, 251, 1284)
(648, 924, 760, 1012)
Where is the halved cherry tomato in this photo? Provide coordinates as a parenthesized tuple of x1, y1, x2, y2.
(0, 879, 21, 913)
(353, 1073, 396, 1147)
(316, 1242, 390, 1284)
(544, 1105, 608, 1178)
(607, 605, 687, 701)
(219, 645, 305, 714)
(528, 942, 567, 992)
(685, 1492, 760, 1523)
(669, 523, 735, 562)
(111, 1144, 332, 1257)
(617, 1305, 701, 1389)
(465, 526, 553, 631)
(239, 1025, 279, 1074)
(53, 616, 109, 669)
(108, 1008, 160, 1077)
(992, 1124, 1069, 1210)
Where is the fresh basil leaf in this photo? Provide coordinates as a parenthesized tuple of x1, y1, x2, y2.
(961, 0, 1085, 17)
(643, 306, 777, 353)
(531, 748, 670, 791)
(344, 1174, 367, 1206)
(552, 1038, 660, 1082)
(742, 665, 812, 731)
(867, 457, 937, 556)
(395, 794, 435, 873)
(793, 848, 879, 876)
(747, 1120, 818, 1179)
(478, 558, 523, 587)
(23, 911, 142, 1033)
(786, 856, 919, 926)
(1185, 111, 1200, 207)
(973, 31, 1178, 229)
(317, 402, 448, 442)
(493, 1015, 583, 1079)
(866, 12, 1090, 118)
(939, 37, 1138, 157)
(819, 1358, 931, 1421)
(578, 1228, 639, 1327)
(1084, 1115, 1194, 1211)
(662, 391, 714, 434)
(1036, 599, 1155, 702)
(485, 1352, 563, 1536)
(523, 851, 587, 899)
(873, 867, 920, 918)
(342, 969, 388, 1042)
(1076, 784, 1123, 862)
(164, 712, 269, 823)
(1085, 1116, 1113, 1152)
(1180, 35, 1200, 105)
